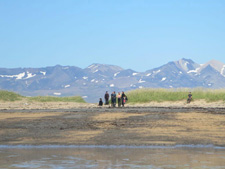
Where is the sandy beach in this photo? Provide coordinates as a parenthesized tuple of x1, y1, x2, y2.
(0, 100, 225, 147)
(0, 99, 225, 109)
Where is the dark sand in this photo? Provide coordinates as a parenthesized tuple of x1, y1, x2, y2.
(0, 107, 225, 146)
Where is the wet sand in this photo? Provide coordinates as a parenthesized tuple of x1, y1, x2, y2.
(0, 105, 225, 147)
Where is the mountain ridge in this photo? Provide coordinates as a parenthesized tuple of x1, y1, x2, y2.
(0, 58, 225, 102)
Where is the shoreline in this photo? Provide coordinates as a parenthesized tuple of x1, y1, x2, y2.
(1, 144, 225, 149)
(1, 106, 225, 114)
(0, 100, 225, 110)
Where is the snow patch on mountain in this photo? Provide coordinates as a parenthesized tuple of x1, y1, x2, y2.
(25, 81, 29, 87)
(54, 92, 61, 96)
(161, 77, 166, 81)
(187, 67, 200, 74)
(83, 76, 88, 80)
(40, 71, 46, 75)
(0, 72, 26, 80)
(153, 70, 161, 74)
(114, 72, 120, 77)
(184, 61, 189, 66)
(24, 72, 36, 79)
(88, 64, 98, 69)
(110, 84, 115, 87)
(132, 73, 138, 76)
(175, 59, 194, 72)
(221, 65, 225, 76)
(93, 69, 99, 73)
(88, 64, 99, 73)
(21, 74, 27, 79)
(138, 79, 146, 83)
(64, 85, 70, 88)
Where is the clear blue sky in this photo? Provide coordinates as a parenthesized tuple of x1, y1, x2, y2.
(0, 0, 224, 71)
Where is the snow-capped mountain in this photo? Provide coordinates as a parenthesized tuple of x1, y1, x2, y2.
(1, 58, 225, 102)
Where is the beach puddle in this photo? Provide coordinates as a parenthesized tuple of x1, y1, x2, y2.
(0, 145, 225, 168)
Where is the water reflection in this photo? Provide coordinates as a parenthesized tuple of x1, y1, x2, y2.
(1, 145, 225, 168)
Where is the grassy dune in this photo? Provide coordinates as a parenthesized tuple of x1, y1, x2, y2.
(28, 96, 85, 103)
(126, 88, 225, 103)
(0, 90, 86, 103)
(0, 90, 24, 101)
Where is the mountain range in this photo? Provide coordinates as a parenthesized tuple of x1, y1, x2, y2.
(1, 58, 225, 102)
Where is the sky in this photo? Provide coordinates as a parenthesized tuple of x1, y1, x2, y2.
(0, 0, 225, 72)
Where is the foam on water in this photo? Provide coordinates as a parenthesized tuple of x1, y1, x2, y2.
(0, 144, 225, 149)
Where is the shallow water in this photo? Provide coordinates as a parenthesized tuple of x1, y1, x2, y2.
(1, 145, 225, 169)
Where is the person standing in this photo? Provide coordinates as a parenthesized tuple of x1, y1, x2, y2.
(112, 91, 116, 107)
(121, 91, 128, 107)
(117, 92, 121, 107)
(104, 91, 109, 105)
(111, 92, 114, 107)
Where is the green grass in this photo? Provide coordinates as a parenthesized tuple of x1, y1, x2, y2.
(0, 90, 24, 101)
(0, 90, 86, 103)
(126, 88, 225, 103)
(28, 96, 86, 103)
(1, 88, 225, 104)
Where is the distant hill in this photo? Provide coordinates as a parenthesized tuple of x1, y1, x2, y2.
(1, 58, 225, 102)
